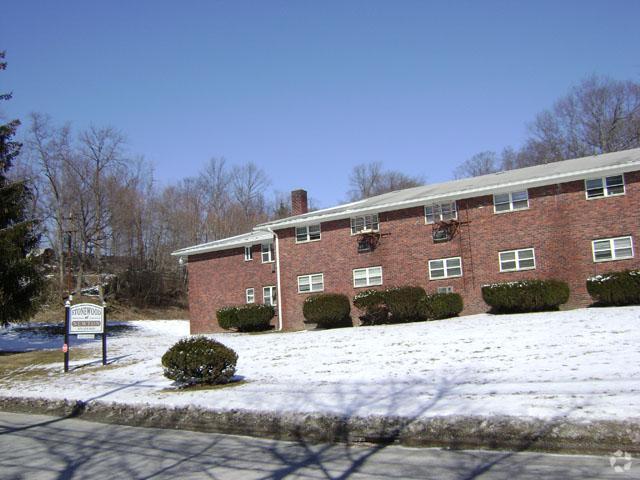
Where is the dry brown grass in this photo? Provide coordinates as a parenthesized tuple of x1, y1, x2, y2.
(0, 348, 93, 383)
(31, 295, 189, 324)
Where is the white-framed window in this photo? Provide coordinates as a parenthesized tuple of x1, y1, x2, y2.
(585, 174, 625, 199)
(592, 236, 634, 262)
(245, 288, 255, 303)
(437, 286, 454, 294)
(261, 243, 274, 263)
(295, 224, 321, 243)
(350, 214, 379, 235)
(499, 248, 536, 272)
(297, 273, 324, 293)
(263, 286, 277, 306)
(428, 257, 462, 279)
(353, 266, 383, 288)
(425, 202, 457, 224)
(493, 190, 529, 213)
(244, 246, 253, 261)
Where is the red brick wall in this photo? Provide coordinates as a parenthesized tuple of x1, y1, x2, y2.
(187, 243, 276, 334)
(188, 171, 640, 333)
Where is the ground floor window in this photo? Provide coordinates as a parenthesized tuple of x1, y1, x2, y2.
(353, 266, 383, 287)
(437, 286, 454, 294)
(298, 273, 324, 293)
(428, 257, 462, 279)
(263, 286, 277, 306)
(499, 248, 535, 272)
(592, 236, 633, 262)
(245, 288, 255, 303)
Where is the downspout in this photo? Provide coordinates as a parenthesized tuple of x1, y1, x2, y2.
(264, 226, 284, 331)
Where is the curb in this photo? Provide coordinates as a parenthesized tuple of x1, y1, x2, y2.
(1, 396, 638, 455)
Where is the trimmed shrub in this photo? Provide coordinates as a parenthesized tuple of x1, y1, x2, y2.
(482, 280, 570, 314)
(216, 304, 274, 332)
(586, 270, 640, 306)
(384, 286, 426, 322)
(303, 293, 352, 328)
(235, 304, 275, 332)
(217, 306, 239, 330)
(418, 293, 464, 320)
(161, 336, 238, 385)
(353, 289, 388, 326)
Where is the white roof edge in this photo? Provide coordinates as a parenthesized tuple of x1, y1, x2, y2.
(171, 231, 273, 257)
(256, 157, 640, 230)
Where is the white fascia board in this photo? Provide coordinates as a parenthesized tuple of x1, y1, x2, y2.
(256, 160, 640, 230)
(171, 232, 273, 257)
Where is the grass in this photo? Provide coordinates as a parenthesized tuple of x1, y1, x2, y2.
(0, 348, 93, 383)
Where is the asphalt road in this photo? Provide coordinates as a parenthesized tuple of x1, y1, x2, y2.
(0, 411, 632, 479)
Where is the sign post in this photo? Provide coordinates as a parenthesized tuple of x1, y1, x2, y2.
(63, 299, 70, 372)
(102, 302, 107, 365)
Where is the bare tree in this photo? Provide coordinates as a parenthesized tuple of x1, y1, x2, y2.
(348, 162, 424, 200)
(453, 151, 500, 179)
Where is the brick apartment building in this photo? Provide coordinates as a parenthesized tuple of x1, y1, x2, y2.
(173, 148, 640, 333)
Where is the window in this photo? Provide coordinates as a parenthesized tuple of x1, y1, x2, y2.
(428, 257, 462, 279)
(592, 236, 633, 262)
(244, 246, 253, 261)
(585, 175, 625, 199)
(499, 248, 536, 272)
(493, 190, 529, 213)
(297, 273, 324, 293)
(261, 243, 274, 263)
(437, 286, 454, 294)
(425, 202, 457, 224)
(245, 288, 255, 303)
(295, 224, 321, 243)
(263, 286, 277, 306)
(350, 214, 379, 234)
(353, 266, 383, 288)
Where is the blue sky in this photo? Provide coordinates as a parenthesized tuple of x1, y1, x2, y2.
(2, 1, 639, 207)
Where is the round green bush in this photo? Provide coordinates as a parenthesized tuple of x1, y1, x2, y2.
(217, 306, 239, 330)
(161, 336, 238, 385)
(383, 286, 426, 322)
(353, 289, 388, 325)
(235, 304, 275, 332)
(303, 293, 352, 328)
(586, 270, 640, 306)
(482, 280, 570, 314)
(418, 293, 464, 320)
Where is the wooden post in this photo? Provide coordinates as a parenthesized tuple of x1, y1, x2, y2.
(102, 302, 107, 365)
(63, 299, 70, 372)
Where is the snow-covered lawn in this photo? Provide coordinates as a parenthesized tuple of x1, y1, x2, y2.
(1, 307, 639, 421)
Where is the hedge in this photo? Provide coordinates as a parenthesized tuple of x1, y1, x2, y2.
(216, 304, 275, 332)
(418, 293, 464, 320)
(352, 286, 426, 325)
(482, 279, 570, 314)
(303, 293, 352, 328)
(161, 336, 238, 385)
(586, 270, 640, 306)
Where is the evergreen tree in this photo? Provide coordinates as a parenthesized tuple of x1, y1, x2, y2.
(0, 51, 43, 326)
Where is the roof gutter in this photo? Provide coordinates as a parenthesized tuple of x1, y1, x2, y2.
(255, 160, 640, 230)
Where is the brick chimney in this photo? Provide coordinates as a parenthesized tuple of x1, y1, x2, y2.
(291, 189, 308, 216)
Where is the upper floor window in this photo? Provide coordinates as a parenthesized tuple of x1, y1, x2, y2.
(585, 175, 625, 199)
(493, 190, 529, 213)
(425, 202, 457, 224)
(499, 248, 535, 272)
(263, 286, 277, 306)
(351, 214, 379, 235)
(297, 273, 324, 293)
(296, 224, 321, 243)
(246, 288, 255, 304)
(428, 257, 462, 279)
(261, 243, 274, 263)
(353, 266, 383, 288)
(244, 246, 252, 261)
(592, 236, 633, 262)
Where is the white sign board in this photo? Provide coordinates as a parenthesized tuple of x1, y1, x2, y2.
(69, 303, 104, 334)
